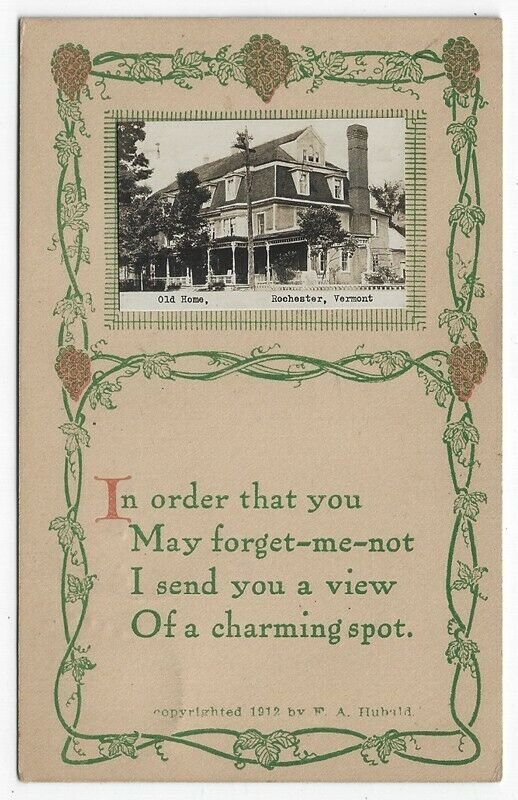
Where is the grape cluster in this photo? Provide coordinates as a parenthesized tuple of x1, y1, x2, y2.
(442, 37, 480, 95)
(51, 43, 92, 100)
(55, 346, 91, 401)
(447, 341, 487, 402)
(242, 34, 292, 102)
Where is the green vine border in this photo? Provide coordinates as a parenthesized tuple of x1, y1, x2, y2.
(49, 35, 489, 772)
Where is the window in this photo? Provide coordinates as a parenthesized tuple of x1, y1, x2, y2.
(333, 179, 343, 200)
(208, 221, 216, 240)
(371, 217, 379, 236)
(225, 176, 239, 201)
(223, 217, 235, 237)
(202, 186, 215, 209)
(318, 251, 326, 273)
(298, 172, 309, 195)
(311, 250, 326, 273)
(256, 213, 265, 235)
(341, 247, 351, 273)
(303, 145, 320, 163)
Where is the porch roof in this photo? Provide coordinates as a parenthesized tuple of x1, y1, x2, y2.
(208, 232, 309, 249)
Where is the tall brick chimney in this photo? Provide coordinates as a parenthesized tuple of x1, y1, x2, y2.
(347, 124, 370, 235)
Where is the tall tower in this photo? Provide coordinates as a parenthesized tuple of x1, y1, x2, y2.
(347, 124, 371, 235)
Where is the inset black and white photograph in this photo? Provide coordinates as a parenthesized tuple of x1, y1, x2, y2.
(117, 117, 407, 311)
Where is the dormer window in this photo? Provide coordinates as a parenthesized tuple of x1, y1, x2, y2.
(298, 171, 309, 195)
(326, 174, 345, 200)
(202, 185, 216, 208)
(225, 175, 240, 201)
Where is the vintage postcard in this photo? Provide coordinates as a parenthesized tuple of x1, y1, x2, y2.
(19, 17, 502, 781)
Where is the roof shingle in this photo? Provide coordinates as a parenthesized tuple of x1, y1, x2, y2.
(160, 128, 309, 193)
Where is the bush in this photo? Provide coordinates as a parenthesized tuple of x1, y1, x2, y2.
(272, 249, 298, 284)
(364, 265, 405, 286)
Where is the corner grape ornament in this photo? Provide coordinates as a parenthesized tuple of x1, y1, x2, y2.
(442, 36, 480, 96)
(51, 43, 92, 99)
(49, 32, 490, 773)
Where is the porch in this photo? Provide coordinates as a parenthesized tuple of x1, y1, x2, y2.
(120, 234, 373, 291)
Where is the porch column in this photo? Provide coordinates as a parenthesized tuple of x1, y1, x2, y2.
(207, 247, 212, 284)
(306, 244, 311, 271)
(231, 242, 237, 284)
(165, 256, 171, 289)
(265, 241, 271, 282)
(366, 238, 372, 273)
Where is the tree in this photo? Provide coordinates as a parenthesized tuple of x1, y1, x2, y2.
(119, 195, 170, 282)
(369, 180, 405, 234)
(117, 122, 153, 205)
(298, 207, 355, 278)
(117, 122, 166, 282)
(165, 171, 210, 276)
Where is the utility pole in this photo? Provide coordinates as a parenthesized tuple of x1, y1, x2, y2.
(233, 128, 255, 288)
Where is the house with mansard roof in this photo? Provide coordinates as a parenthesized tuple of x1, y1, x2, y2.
(149, 124, 405, 288)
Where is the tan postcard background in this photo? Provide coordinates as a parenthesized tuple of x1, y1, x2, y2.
(19, 17, 501, 782)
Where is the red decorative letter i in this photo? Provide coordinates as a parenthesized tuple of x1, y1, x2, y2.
(94, 475, 132, 523)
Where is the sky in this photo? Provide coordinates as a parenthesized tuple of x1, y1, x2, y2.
(135, 118, 405, 195)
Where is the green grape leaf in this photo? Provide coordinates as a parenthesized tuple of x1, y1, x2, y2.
(142, 353, 176, 379)
(49, 516, 85, 551)
(449, 202, 485, 237)
(360, 350, 408, 377)
(54, 131, 81, 167)
(128, 54, 163, 83)
(446, 635, 479, 675)
(169, 49, 205, 88)
(267, 730, 298, 749)
(453, 488, 487, 521)
(438, 308, 477, 342)
(65, 573, 96, 603)
(207, 46, 246, 86)
(446, 116, 477, 155)
(57, 98, 83, 122)
(89, 380, 122, 410)
(361, 730, 407, 766)
(285, 52, 314, 84)
(443, 417, 480, 464)
(62, 654, 96, 684)
(383, 52, 424, 83)
(98, 732, 139, 759)
(452, 560, 488, 592)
